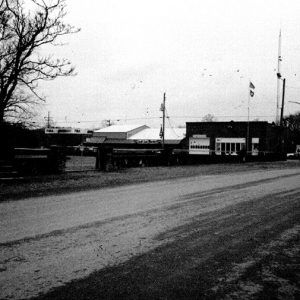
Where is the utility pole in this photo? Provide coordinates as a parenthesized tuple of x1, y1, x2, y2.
(47, 111, 50, 128)
(44, 111, 52, 128)
(161, 92, 166, 149)
(280, 78, 286, 155)
(280, 78, 286, 126)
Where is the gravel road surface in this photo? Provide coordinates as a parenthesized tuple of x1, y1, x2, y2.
(0, 167, 299, 299)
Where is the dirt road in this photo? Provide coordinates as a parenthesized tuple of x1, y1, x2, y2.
(0, 167, 299, 299)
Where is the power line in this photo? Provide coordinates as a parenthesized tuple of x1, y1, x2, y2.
(166, 115, 276, 119)
(286, 85, 300, 90)
(51, 114, 277, 124)
(165, 108, 181, 137)
(52, 116, 162, 124)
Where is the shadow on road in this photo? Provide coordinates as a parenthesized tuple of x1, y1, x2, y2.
(33, 191, 300, 300)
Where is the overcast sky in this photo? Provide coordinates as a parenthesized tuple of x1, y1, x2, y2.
(37, 0, 300, 128)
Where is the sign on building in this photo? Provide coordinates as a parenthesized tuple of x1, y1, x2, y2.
(189, 137, 210, 155)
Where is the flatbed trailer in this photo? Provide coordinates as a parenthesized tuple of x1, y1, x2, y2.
(14, 147, 66, 175)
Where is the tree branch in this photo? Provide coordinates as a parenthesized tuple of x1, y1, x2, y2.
(0, 0, 79, 123)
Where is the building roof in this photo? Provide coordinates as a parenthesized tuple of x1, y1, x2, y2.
(85, 136, 106, 144)
(87, 125, 185, 145)
(94, 124, 148, 133)
(129, 128, 186, 141)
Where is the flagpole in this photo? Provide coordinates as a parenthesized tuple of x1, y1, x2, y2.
(247, 81, 250, 155)
(247, 81, 255, 156)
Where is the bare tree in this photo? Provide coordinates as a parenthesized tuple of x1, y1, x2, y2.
(283, 112, 300, 131)
(0, 0, 79, 123)
(101, 119, 115, 128)
(201, 114, 217, 122)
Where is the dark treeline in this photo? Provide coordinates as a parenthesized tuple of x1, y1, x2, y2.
(1, 123, 90, 160)
(1, 123, 44, 159)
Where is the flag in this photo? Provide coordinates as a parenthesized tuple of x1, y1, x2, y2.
(249, 81, 255, 97)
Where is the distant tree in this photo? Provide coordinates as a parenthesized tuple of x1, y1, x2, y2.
(283, 112, 300, 131)
(283, 111, 300, 152)
(101, 119, 115, 128)
(0, 0, 79, 124)
(201, 114, 217, 122)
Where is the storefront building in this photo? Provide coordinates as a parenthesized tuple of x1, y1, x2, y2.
(186, 121, 284, 159)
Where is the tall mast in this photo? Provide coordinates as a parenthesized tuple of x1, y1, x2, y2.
(276, 29, 282, 124)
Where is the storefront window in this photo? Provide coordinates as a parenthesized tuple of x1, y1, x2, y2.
(215, 138, 246, 155)
(231, 143, 235, 153)
(221, 143, 225, 153)
(226, 143, 230, 153)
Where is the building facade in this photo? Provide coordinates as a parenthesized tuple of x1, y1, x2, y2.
(185, 121, 284, 159)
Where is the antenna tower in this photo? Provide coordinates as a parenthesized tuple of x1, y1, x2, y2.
(276, 30, 282, 124)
